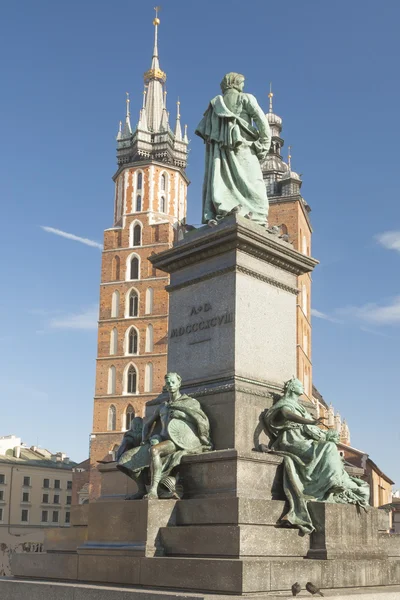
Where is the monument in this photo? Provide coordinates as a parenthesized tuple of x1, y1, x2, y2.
(4, 71, 400, 600)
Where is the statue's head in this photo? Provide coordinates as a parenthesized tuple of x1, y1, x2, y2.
(283, 377, 304, 397)
(131, 416, 143, 434)
(165, 372, 182, 393)
(220, 72, 245, 93)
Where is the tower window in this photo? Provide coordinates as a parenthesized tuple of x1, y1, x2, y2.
(125, 405, 135, 429)
(145, 324, 154, 353)
(161, 173, 167, 191)
(110, 328, 118, 355)
(160, 196, 166, 213)
(108, 366, 116, 395)
(111, 290, 120, 318)
(128, 328, 138, 355)
(137, 172, 143, 190)
(128, 290, 139, 317)
(133, 224, 141, 246)
(127, 366, 137, 394)
(130, 256, 139, 280)
(144, 363, 153, 393)
(145, 288, 154, 315)
(112, 256, 120, 281)
(136, 195, 142, 212)
(107, 405, 116, 431)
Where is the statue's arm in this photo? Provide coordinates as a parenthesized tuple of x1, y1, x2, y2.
(280, 407, 319, 426)
(141, 407, 160, 442)
(246, 94, 271, 149)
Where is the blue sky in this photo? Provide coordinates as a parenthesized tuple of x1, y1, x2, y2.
(1, 0, 399, 486)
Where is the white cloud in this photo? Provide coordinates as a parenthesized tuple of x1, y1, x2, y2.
(41, 226, 103, 250)
(375, 231, 400, 253)
(311, 308, 341, 323)
(339, 296, 400, 325)
(49, 305, 98, 330)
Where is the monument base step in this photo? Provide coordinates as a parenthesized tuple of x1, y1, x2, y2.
(11, 553, 400, 594)
(1, 578, 400, 600)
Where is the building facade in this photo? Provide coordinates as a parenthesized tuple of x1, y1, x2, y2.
(261, 90, 313, 400)
(0, 436, 74, 534)
(89, 13, 189, 499)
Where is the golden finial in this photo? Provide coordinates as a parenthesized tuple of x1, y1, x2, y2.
(268, 82, 273, 113)
(153, 5, 161, 25)
(126, 91, 130, 117)
(288, 145, 292, 170)
(177, 97, 180, 119)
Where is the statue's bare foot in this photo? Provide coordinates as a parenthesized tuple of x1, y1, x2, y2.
(125, 491, 146, 500)
(207, 219, 218, 227)
(143, 490, 158, 500)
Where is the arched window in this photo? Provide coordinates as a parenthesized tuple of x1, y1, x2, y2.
(112, 256, 120, 281)
(136, 195, 142, 212)
(130, 256, 139, 280)
(110, 328, 118, 355)
(133, 224, 141, 246)
(302, 235, 307, 255)
(160, 196, 166, 213)
(128, 290, 139, 317)
(126, 366, 137, 394)
(111, 291, 120, 318)
(302, 284, 308, 316)
(144, 363, 153, 393)
(280, 224, 288, 235)
(161, 173, 167, 191)
(145, 288, 154, 314)
(125, 405, 135, 429)
(111, 443, 119, 460)
(137, 172, 143, 190)
(107, 405, 116, 431)
(145, 324, 154, 353)
(107, 366, 116, 395)
(127, 327, 138, 355)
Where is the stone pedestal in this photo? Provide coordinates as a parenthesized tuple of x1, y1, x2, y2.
(9, 216, 400, 596)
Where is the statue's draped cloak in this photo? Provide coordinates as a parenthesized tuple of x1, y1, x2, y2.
(264, 397, 370, 534)
(195, 93, 271, 225)
(117, 395, 212, 481)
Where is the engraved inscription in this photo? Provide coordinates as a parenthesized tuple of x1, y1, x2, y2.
(170, 302, 234, 339)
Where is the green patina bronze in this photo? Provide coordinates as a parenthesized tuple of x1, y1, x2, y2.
(116, 372, 213, 500)
(263, 377, 370, 534)
(195, 72, 271, 226)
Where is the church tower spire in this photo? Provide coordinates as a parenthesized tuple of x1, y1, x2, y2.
(144, 7, 167, 133)
(116, 7, 188, 168)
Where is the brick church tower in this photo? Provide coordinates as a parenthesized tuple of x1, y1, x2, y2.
(262, 89, 313, 400)
(89, 12, 189, 499)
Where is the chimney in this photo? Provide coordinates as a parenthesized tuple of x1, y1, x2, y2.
(13, 446, 21, 458)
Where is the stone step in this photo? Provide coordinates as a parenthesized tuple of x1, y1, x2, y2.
(160, 523, 309, 557)
(11, 553, 400, 593)
(176, 497, 286, 526)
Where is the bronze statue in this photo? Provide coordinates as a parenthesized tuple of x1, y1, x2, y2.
(116, 372, 213, 499)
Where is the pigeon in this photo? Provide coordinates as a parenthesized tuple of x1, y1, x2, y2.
(291, 582, 301, 596)
(306, 581, 324, 596)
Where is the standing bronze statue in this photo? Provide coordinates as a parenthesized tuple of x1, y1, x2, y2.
(116, 372, 213, 499)
(195, 72, 271, 226)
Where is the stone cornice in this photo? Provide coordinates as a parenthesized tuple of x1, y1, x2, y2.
(150, 214, 318, 277)
(166, 264, 298, 295)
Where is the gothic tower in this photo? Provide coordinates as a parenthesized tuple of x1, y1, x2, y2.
(262, 89, 313, 400)
(89, 12, 189, 499)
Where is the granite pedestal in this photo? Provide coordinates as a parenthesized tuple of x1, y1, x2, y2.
(9, 216, 400, 596)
